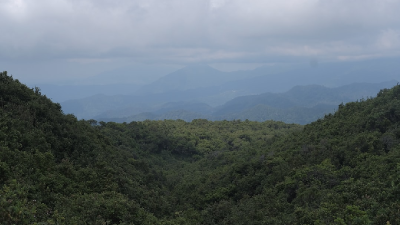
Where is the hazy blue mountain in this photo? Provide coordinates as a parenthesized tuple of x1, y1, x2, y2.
(153, 110, 210, 121)
(36, 57, 400, 106)
(216, 104, 337, 124)
(213, 94, 296, 116)
(213, 80, 398, 117)
(93, 101, 213, 121)
(61, 94, 151, 119)
(99, 103, 334, 125)
(33, 83, 141, 103)
(93, 81, 398, 125)
(99, 110, 211, 123)
(98, 112, 157, 123)
(136, 65, 249, 94)
(61, 89, 219, 119)
(85, 64, 181, 85)
(153, 101, 214, 115)
(213, 57, 400, 95)
(57, 58, 400, 121)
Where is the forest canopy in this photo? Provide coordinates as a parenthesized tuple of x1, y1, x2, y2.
(1, 71, 400, 224)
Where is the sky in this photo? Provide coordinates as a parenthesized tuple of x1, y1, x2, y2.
(1, 0, 400, 84)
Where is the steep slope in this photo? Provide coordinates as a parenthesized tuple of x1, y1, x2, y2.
(93, 83, 400, 224)
(172, 83, 400, 224)
(0, 72, 172, 224)
(0, 71, 302, 224)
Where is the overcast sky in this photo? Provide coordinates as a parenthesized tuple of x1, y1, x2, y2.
(1, 0, 400, 84)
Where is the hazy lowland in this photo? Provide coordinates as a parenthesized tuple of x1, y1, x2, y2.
(2, 62, 400, 223)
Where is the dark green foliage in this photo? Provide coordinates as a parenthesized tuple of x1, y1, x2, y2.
(2, 71, 400, 224)
(0, 72, 167, 224)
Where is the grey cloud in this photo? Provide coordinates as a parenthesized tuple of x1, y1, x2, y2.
(1, 0, 400, 68)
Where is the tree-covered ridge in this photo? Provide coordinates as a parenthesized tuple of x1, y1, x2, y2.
(0, 71, 301, 224)
(157, 85, 400, 224)
(236, 85, 400, 224)
(2, 70, 400, 224)
(0, 71, 171, 224)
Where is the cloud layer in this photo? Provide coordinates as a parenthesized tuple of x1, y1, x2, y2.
(1, 0, 400, 73)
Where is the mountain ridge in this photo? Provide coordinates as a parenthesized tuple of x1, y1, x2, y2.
(95, 80, 398, 124)
(2, 70, 400, 223)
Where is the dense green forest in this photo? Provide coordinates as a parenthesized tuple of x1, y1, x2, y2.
(1, 71, 400, 224)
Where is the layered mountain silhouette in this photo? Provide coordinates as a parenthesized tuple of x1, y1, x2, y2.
(96, 81, 398, 124)
(55, 58, 400, 123)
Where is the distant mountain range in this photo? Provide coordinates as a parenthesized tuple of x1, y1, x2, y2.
(38, 57, 400, 104)
(49, 58, 400, 124)
(96, 81, 398, 125)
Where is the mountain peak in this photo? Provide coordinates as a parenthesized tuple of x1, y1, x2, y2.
(137, 64, 227, 93)
(167, 64, 221, 76)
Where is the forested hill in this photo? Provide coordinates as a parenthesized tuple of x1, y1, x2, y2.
(1, 70, 400, 224)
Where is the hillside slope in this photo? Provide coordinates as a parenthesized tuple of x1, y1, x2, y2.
(0, 71, 301, 224)
(0, 72, 173, 224)
(2, 70, 400, 224)
(96, 81, 400, 224)
(182, 83, 400, 224)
